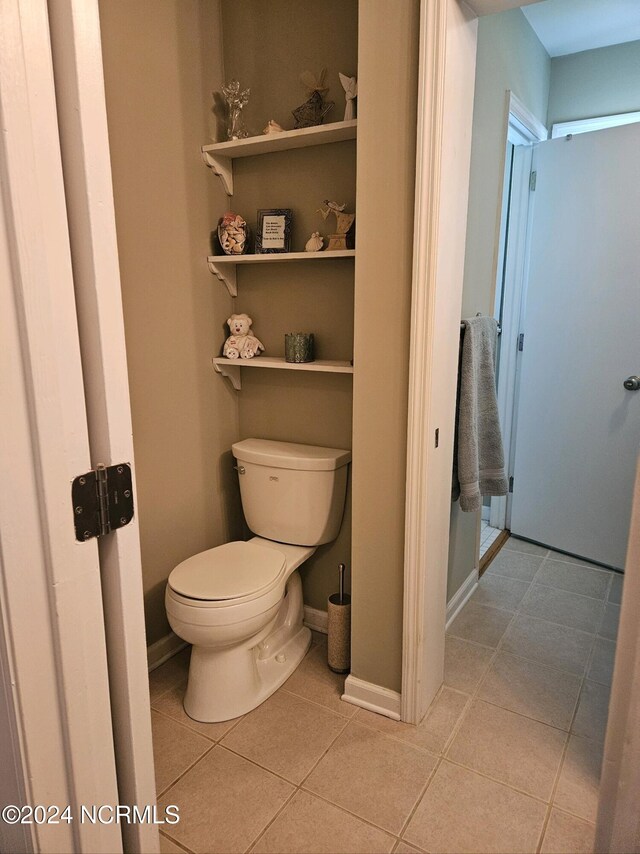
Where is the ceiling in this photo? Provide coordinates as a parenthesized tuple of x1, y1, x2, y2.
(522, 0, 640, 57)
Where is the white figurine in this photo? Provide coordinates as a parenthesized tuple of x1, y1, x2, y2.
(263, 119, 284, 134)
(223, 314, 265, 360)
(305, 232, 324, 252)
(339, 73, 357, 121)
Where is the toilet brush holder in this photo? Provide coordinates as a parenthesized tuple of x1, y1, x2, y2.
(327, 563, 351, 674)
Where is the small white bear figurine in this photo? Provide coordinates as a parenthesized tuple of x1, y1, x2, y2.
(223, 313, 265, 360)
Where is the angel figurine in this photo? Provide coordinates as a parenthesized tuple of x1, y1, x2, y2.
(292, 69, 334, 128)
(221, 80, 250, 140)
(339, 73, 357, 121)
(317, 200, 355, 251)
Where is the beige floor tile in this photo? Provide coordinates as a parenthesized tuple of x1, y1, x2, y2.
(356, 687, 469, 754)
(547, 551, 601, 569)
(284, 644, 356, 717)
(220, 689, 345, 784)
(447, 602, 513, 648)
(444, 636, 494, 693)
(152, 681, 242, 741)
(311, 630, 328, 649)
(157, 746, 294, 853)
(535, 560, 610, 599)
(252, 790, 395, 853)
(503, 538, 549, 558)
(304, 722, 437, 835)
(540, 809, 595, 854)
(486, 550, 544, 581)
(394, 842, 425, 853)
(151, 710, 212, 795)
(587, 637, 616, 686)
(520, 585, 603, 633)
(404, 760, 547, 853)
(501, 614, 593, 676)
(472, 574, 531, 611)
(447, 700, 566, 800)
(159, 834, 184, 854)
(149, 647, 191, 702)
(608, 573, 623, 605)
(478, 652, 581, 729)
(599, 603, 620, 640)
(572, 680, 611, 743)
(554, 734, 603, 823)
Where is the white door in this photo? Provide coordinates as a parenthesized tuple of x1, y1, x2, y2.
(510, 123, 640, 569)
(1, 1, 158, 852)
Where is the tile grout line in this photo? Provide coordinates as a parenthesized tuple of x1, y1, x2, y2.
(396, 755, 445, 843)
(245, 787, 298, 853)
(155, 742, 217, 801)
(159, 828, 195, 854)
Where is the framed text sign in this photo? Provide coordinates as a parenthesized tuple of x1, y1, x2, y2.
(256, 209, 292, 254)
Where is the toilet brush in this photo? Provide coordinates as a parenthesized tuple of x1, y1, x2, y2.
(327, 563, 351, 674)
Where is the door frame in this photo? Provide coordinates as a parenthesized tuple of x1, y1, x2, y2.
(489, 92, 547, 532)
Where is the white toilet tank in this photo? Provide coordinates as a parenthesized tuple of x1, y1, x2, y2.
(232, 439, 351, 546)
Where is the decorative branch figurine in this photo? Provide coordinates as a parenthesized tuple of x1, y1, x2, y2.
(292, 69, 334, 128)
(317, 200, 355, 251)
(221, 80, 250, 140)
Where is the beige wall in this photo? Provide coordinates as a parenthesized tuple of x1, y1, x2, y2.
(548, 39, 640, 128)
(351, 0, 420, 693)
(99, 0, 243, 646)
(448, 8, 550, 601)
(221, 0, 358, 610)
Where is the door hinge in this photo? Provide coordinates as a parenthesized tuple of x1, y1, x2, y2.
(518, 333, 525, 352)
(509, 476, 514, 493)
(72, 463, 134, 541)
(529, 171, 537, 191)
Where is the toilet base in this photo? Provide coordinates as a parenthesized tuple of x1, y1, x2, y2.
(183, 573, 312, 722)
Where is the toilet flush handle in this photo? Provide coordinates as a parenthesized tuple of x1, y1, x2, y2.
(234, 465, 246, 475)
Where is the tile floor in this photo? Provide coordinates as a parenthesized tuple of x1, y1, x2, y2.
(149, 537, 621, 853)
(480, 521, 502, 559)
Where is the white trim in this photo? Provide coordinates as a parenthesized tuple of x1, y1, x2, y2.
(402, 0, 478, 725)
(303, 606, 328, 634)
(507, 91, 548, 143)
(147, 633, 188, 672)
(552, 111, 640, 140)
(342, 675, 401, 720)
(445, 569, 479, 630)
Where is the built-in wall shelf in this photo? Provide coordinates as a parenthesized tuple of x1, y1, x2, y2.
(201, 120, 357, 195)
(212, 355, 353, 390)
(207, 250, 356, 296)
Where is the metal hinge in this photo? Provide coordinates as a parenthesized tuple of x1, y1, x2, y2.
(529, 171, 537, 191)
(518, 333, 525, 352)
(509, 476, 514, 493)
(72, 463, 134, 541)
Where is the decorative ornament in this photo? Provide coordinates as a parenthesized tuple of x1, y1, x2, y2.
(221, 80, 250, 141)
(292, 69, 334, 128)
(263, 119, 285, 135)
(305, 231, 324, 252)
(317, 200, 355, 251)
(217, 212, 248, 256)
(339, 73, 357, 121)
(223, 314, 265, 360)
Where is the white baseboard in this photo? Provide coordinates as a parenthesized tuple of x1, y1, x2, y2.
(445, 567, 479, 630)
(341, 675, 401, 720)
(304, 606, 328, 634)
(147, 631, 187, 672)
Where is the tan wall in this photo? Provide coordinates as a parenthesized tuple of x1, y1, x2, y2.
(99, 0, 243, 646)
(221, 0, 358, 610)
(448, 8, 550, 602)
(351, 0, 420, 693)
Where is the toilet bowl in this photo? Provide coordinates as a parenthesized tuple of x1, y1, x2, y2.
(165, 439, 351, 722)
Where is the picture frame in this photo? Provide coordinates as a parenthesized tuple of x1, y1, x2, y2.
(255, 209, 292, 254)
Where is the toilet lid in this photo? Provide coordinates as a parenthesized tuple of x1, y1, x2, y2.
(168, 541, 286, 601)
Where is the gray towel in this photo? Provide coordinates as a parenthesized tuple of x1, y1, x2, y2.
(452, 316, 508, 512)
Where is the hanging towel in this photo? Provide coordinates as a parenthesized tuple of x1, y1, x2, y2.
(452, 316, 508, 512)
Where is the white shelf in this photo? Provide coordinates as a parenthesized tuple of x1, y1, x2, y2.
(201, 120, 357, 195)
(207, 250, 355, 296)
(212, 356, 353, 390)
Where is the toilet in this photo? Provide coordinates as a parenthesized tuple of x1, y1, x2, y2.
(165, 438, 351, 722)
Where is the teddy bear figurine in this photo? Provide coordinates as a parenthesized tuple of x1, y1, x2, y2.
(223, 313, 265, 360)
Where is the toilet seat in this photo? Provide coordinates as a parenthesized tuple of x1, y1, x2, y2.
(168, 541, 286, 603)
